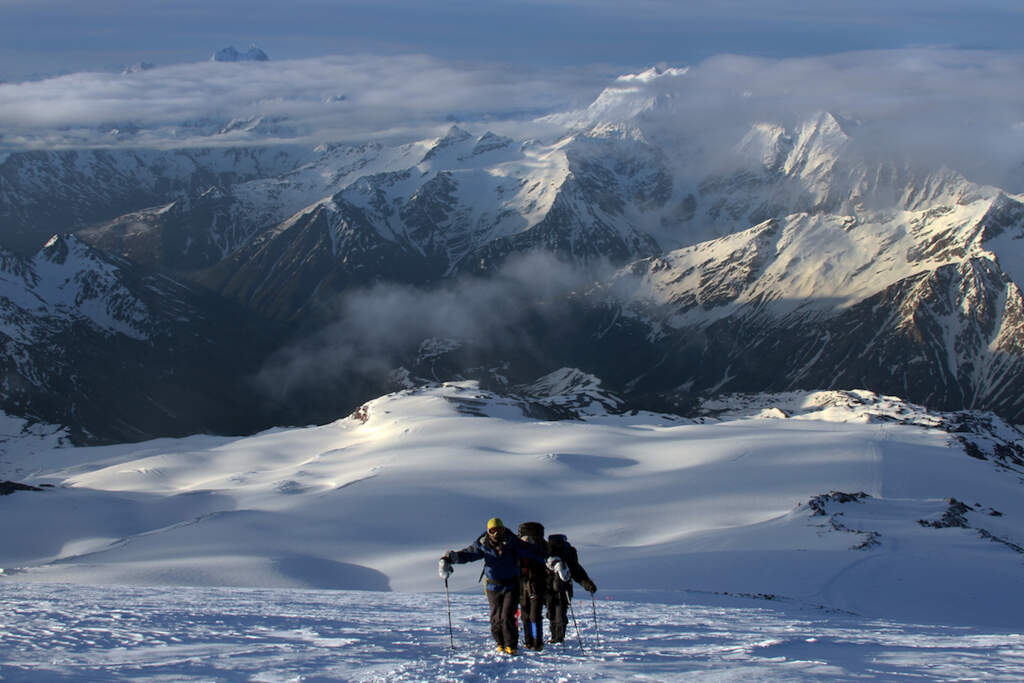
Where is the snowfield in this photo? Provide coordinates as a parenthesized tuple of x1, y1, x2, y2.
(5, 583, 1024, 681)
(3, 380, 1024, 679)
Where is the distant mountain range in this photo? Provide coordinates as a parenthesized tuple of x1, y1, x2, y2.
(3, 67, 1024, 442)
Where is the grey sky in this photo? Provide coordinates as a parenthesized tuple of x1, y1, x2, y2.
(2, 0, 1023, 80)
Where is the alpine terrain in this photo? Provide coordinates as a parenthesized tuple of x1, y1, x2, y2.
(3, 66, 1024, 440)
(3, 56, 1024, 681)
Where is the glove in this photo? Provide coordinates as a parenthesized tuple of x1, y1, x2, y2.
(581, 579, 597, 594)
(439, 557, 452, 580)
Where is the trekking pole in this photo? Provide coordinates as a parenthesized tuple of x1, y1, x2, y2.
(591, 593, 600, 644)
(566, 591, 585, 655)
(444, 577, 455, 650)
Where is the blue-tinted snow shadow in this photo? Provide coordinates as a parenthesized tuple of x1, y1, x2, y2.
(543, 453, 637, 473)
(272, 554, 391, 591)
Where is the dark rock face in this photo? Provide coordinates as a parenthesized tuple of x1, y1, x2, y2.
(0, 237, 284, 444)
(0, 481, 43, 495)
(808, 492, 870, 517)
(79, 187, 242, 271)
(198, 200, 439, 322)
(0, 147, 309, 255)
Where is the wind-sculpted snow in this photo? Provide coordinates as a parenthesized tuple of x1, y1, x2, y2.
(4, 583, 1024, 681)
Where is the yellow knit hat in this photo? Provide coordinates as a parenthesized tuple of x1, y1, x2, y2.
(487, 517, 504, 530)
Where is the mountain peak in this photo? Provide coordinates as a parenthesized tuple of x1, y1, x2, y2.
(211, 45, 269, 63)
(39, 234, 72, 264)
(614, 64, 689, 85)
(420, 125, 475, 163)
(550, 64, 689, 135)
(439, 125, 472, 144)
(122, 62, 155, 75)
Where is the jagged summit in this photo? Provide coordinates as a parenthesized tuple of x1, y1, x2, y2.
(121, 62, 155, 75)
(615, 64, 690, 84)
(420, 125, 474, 163)
(211, 45, 269, 63)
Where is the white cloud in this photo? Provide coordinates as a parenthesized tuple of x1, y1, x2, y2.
(255, 251, 608, 401)
(0, 54, 607, 149)
(3, 48, 1024, 189)
(555, 49, 1024, 189)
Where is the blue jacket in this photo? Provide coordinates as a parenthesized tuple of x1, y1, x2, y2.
(449, 529, 548, 592)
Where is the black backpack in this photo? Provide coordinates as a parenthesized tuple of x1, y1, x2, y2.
(548, 533, 570, 556)
(518, 521, 545, 543)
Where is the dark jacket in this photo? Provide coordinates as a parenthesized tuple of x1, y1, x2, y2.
(449, 529, 548, 592)
(547, 534, 592, 599)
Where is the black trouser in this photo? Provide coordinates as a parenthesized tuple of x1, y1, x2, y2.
(487, 586, 520, 650)
(546, 589, 571, 643)
(520, 586, 545, 649)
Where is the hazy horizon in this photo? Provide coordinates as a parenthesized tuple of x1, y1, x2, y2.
(3, 0, 1023, 82)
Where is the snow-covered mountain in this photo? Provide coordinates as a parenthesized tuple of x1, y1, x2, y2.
(211, 45, 270, 63)
(3, 65, 1024, 435)
(5, 61, 1024, 681)
(0, 146, 312, 255)
(0, 234, 281, 442)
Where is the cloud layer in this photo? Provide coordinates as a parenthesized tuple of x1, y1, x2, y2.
(0, 54, 607, 149)
(2, 48, 1024, 188)
(564, 49, 1024, 189)
(255, 251, 611, 404)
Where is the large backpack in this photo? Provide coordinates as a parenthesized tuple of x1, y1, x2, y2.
(548, 533, 571, 558)
(517, 521, 548, 590)
(518, 521, 545, 543)
(547, 533, 577, 592)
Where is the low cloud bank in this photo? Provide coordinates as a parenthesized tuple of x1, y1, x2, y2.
(0, 54, 604, 150)
(3, 48, 1024, 188)
(552, 50, 1024, 190)
(255, 252, 612, 405)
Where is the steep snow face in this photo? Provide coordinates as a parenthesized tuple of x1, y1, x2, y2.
(975, 193, 1024, 286)
(622, 177, 1003, 324)
(31, 235, 151, 339)
(0, 236, 154, 342)
(543, 65, 689, 134)
(3, 382, 1024, 630)
(322, 126, 574, 269)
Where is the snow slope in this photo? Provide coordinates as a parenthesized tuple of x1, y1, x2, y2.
(3, 382, 1024, 631)
(3, 382, 1024, 679)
